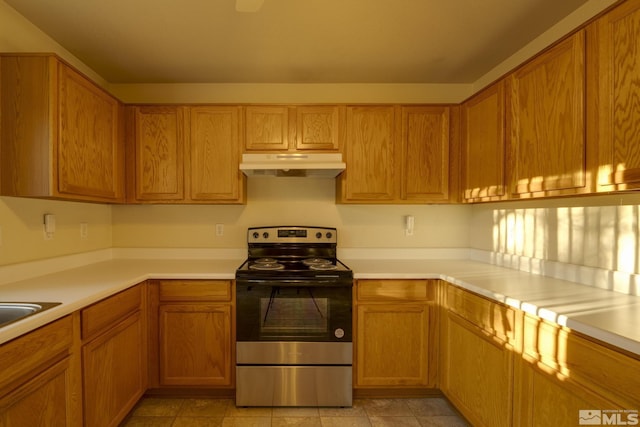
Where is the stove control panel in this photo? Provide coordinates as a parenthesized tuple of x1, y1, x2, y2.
(248, 226, 337, 244)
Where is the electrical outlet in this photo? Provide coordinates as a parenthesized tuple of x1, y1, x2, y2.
(215, 223, 224, 236)
(80, 222, 88, 240)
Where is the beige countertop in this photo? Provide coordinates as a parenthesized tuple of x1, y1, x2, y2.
(1, 255, 639, 357)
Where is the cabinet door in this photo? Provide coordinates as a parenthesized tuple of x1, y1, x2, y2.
(159, 303, 232, 386)
(441, 312, 513, 427)
(245, 106, 290, 150)
(58, 63, 123, 201)
(400, 106, 450, 202)
(507, 31, 587, 197)
(589, 0, 640, 191)
(132, 106, 185, 201)
(83, 311, 146, 427)
(356, 303, 430, 387)
(188, 106, 244, 202)
(0, 357, 74, 427)
(339, 106, 397, 202)
(295, 106, 341, 150)
(462, 81, 506, 201)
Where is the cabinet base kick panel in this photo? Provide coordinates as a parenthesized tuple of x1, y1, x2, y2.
(236, 366, 352, 407)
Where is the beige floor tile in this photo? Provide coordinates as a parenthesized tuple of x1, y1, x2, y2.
(369, 416, 422, 427)
(318, 402, 367, 417)
(405, 398, 456, 417)
(320, 416, 372, 427)
(362, 399, 413, 417)
(120, 416, 175, 427)
(172, 417, 224, 427)
(225, 405, 274, 417)
(273, 407, 320, 417)
(131, 397, 185, 416)
(221, 417, 272, 427)
(417, 415, 470, 427)
(179, 399, 233, 417)
(271, 416, 323, 426)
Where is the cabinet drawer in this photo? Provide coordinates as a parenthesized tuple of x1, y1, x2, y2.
(159, 280, 231, 302)
(357, 280, 435, 301)
(523, 315, 640, 409)
(0, 316, 73, 393)
(446, 285, 516, 343)
(82, 285, 142, 340)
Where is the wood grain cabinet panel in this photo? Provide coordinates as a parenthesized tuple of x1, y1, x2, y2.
(400, 106, 450, 202)
(506, 31, 588, 198)
(189, 106, 244, 202)
(245, 106, 290, 151)
(461, 81, 507, 202)
(81, 285, 146, 427)
(0, 316, 80, 426)
(295, 106, 341, 150)
(338, 106, 397, 202)
(354, 279, 438, 390)
(0, 54, 125, 203)
(589, 0, 640, 191)
(129, 106, 185, 201)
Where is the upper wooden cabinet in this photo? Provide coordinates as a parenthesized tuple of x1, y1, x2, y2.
(588, 0, 640, 192)
(337, 105, 452, 204)
(461, 81, 507, 202)
(245, 105, 342, 151)
(0, 54, 125, 203)
(126, 105, 245, 204)
(506, 31, 589, 198)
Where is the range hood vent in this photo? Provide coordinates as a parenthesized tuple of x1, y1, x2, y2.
(239, 153, 346, 178)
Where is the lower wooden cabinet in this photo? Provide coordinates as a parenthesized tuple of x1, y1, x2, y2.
(150, 280, 234, 388)
(440, 284, 520, 427)
(0, 316, 81, 426)
(81, 285, 147, 427)
(354, 279, 438, 391)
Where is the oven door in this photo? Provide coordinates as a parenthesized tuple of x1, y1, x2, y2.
(236, 280, 352, 342)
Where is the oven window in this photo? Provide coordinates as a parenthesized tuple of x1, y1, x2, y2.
(260, 290, 328, 335)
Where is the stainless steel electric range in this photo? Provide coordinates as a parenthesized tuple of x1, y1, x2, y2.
(235, 226, 353, 407)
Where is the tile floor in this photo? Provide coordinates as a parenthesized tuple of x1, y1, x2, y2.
(120, 396, 470, 426)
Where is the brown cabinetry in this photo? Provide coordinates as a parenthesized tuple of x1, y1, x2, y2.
(150, 280, 234, 388)
(245, 105, 341, 151)
(506, 31, 589, 198)
(81, 285, 147, 427)
(126, 105, 245, 204)
(461, 81, 507, 202)
(354, 279, 438, 391)
(0, 54, 125, 203)
(0, 316, 81, 426)
(588, 0, 640, 192)
(337, 105, 452, 204)
(441, 284, 520, 427)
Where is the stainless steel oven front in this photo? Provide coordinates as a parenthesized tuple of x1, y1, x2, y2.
(235, 279, 353, 407)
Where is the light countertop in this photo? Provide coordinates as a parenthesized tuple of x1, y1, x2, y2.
(1, 255, 639, 357)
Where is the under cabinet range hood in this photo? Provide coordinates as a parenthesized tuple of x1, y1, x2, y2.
(239, 153, 346, 178)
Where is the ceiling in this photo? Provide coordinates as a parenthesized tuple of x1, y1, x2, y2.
(5, 0, 589, 84)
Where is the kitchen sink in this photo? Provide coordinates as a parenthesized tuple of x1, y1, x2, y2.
(0, 302, 61, 328)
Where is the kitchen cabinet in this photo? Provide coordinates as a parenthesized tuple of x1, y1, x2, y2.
(126, 105, 245, 204)
(588, 0, 640, 192)
(81, 285, 147, 427)
(149, 280, 234, 388)
(506, 31, 589, 198)
(245, 105, 342, 151)
(0, 316, 81, 426)
(461, 81, 507, 202)
(354, 279, 438, 391)
(337, 105, 453, 204)
(0, 54, 125, 203)
(440, 284, 520, 427)
(515, 314, 640, 426)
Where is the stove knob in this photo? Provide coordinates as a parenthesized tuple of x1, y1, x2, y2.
(326, 232, 333, 239)
(252, 232, 259, 239)
(316, 232, 322, 239)
(263, 232, 269, 239)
